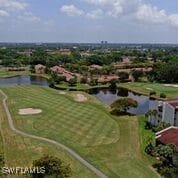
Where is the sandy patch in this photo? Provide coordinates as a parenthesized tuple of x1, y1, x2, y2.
(146, 87, 153, 90)
(18, 108, 42, 115)
(164, 84, 178, 88)
(74, 94, 87, 102)
(59, 91, 66, 95)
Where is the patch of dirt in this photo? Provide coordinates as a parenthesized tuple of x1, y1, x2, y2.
(18, 108, 42, 115)
(74, 94, 87, 102)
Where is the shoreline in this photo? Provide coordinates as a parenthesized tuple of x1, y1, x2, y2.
(0, 73, 168, 101)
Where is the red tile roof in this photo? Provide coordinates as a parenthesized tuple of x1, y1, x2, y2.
(169, 102, 178, 109)
(156, 128, 178, 148)
(97, 75, 119, 83)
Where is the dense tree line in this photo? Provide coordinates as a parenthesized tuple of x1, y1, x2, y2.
(1, 48, 178, 74)
(149, 60, 178, 83)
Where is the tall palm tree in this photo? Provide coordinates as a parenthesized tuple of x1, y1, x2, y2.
(145, 109, 158, 125)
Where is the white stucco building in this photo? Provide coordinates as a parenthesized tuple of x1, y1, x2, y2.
(148, 100, 178, 126)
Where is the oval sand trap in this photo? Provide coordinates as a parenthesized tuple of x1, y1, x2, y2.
(74, 94, 87, 102)
(18, 108, 42, 115)
(59, 91, 66, 95)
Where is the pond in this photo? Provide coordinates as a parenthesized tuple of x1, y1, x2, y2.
(89, 88, 157, 115)
(0, 75, 49, 86)
(0, 75, 158, 115)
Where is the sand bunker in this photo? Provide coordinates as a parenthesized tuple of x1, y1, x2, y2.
(18, 108, 42, 115)
(146, 87, 153, 90)
(74, 94, 87, 102)
(59, 91, 66, 95)
(164, 84, 178, 88)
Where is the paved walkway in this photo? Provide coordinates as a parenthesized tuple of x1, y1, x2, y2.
(0, 90, 108, 178)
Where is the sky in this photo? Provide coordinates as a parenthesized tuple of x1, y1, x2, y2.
(0, 0, 178, 43)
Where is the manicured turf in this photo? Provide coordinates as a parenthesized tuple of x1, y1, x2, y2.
(1, 86, 159, 177)
(0, 93, 96, 178)
(138, 116, 160, 165)
(56, 82, 109, 91)
(0, 69, 30, 78)
(3, 86, 119, 146)
(120, 82, 178, 99)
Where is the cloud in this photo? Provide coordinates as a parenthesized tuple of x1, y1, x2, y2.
(168, 14, 178, 27)
(108, 3, 123, 17)
(86, 9, 104, 19)
(0, 0, 27, 11)
(136, 4, 167, 24)
(0, 10, 9, 17)
(18, 12, 41, 22)
(84, 0, 178, 28)
(60, 4, 84, 16)
(85, 0, 115, 6)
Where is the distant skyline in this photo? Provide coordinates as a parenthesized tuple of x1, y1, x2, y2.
(0, 0, 178, 43)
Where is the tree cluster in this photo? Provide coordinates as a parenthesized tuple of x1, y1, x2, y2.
(110, 98, 138, 115)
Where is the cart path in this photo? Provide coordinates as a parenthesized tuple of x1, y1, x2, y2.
(0, 90, 108, 178)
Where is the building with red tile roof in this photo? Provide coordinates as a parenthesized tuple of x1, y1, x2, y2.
(156, 127, 178, 149)
(97, 75, 119, 83)
(35, 64, 46, 74)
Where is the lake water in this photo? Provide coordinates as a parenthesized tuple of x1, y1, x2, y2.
(0, 75, 157, 115)
(90, 88, 157, 115)
(0, 75, 48, 86)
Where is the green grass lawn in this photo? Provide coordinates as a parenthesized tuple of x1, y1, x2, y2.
(138, 116, 160, 165)
(56, 82, 109, 91)
(0, 92, 96, 178)
(120, 82, 178, 99)
(0, 86, 159, 177)
(0, 69, 30, 78)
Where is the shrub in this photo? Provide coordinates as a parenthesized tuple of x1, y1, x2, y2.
(132, 70, 144, 82)
(160, 93, 166, 98)
(118, 71, 129, 81)
(152, 122, 171, 133)
(90, 79, 98, 86)
(145, 142, 155, 155)
(109, 79, 118, 90)
(80, 77, 88, 84)
(68, 77, 77, 86)
(0, 154, 5, 177)
(149, 91, 156, 96)
(110, 98, 138, 115)
(31, 155, 71, 178)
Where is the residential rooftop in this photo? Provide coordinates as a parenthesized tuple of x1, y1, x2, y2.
(169, 101, 178, 109)
(156, 127, 178, 148)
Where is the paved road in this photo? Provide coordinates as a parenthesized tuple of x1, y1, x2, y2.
(0, 90, 108, 178)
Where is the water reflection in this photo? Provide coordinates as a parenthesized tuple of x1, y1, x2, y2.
(91, 88, 158, 115)
(0, 75, 48, 86)
(0, 75, 158, 115)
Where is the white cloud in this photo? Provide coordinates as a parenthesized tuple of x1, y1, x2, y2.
(0, 0, 27, 11)
(168, 14, 178, 27)
(60, 4, 84, 16)
(85, 0, 142, 17)
(84, 0, 178, 28)
(86, 9, 104, 19)
(0, 10, 9, 17)
(85, 0, 115, 6)
(136, 4, 167, 24)
(18, 12, 41, 22)
(108, 2, 123, 17)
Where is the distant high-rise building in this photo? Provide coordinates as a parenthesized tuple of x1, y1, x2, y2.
(101, 41, 108, 45)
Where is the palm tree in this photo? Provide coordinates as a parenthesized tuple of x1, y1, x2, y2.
(145, 109, 158, 125)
